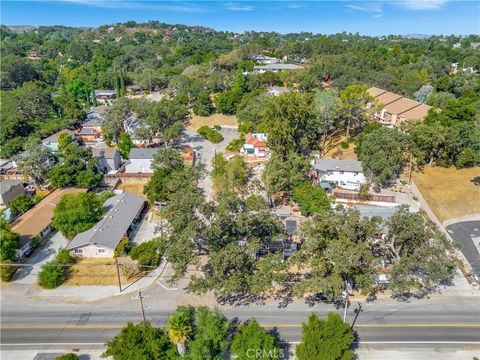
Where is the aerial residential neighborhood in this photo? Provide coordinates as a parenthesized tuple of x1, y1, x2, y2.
(0, 1, 479, 360)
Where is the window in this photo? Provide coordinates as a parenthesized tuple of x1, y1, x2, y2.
(97, 247, 106, 254)
(74, 248, 83, 254)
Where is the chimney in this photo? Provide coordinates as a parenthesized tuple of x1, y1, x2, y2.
(391, 113, 398, 125)
(380, 108, 387, 120)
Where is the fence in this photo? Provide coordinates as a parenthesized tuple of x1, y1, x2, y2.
(333, 189, 396, 203)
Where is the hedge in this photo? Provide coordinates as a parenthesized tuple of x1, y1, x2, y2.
(197, 126, 224, 144)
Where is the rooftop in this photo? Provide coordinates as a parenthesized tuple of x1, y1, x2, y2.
(78, 127, 100, 135)
(11, 188, 87, 247)
(42, 129, 76, 143)
(92, 148, 119, 159)
(83, 117, 104, 127)
(129, 148, 161, 160)
(0, 180, 22, 195)
(66, 192, 145, 251)
(313, 159, 363, 173)
(254, 64, 303, 70)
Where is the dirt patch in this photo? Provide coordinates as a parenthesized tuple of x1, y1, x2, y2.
(118, 181, 148, 196)
(64, 257, 144, 286)
(412, 166, 480, 223)
(188, 113, 238, 132)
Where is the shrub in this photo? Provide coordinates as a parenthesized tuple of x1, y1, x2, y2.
(213, 124, 221, 131)
(245, 194, 267, 212)
(55, 248, 76, 266)
(54, 354, 79, 360)
(114, 236, 131, 257)
(293, 181, 330, 216)
(197, 126, 224, 144)
(0, 260, 17, 282)
(226, 137, 245, 152)
(38, 262, 66, 289)
(129, 239, 165, 268)
(340, 141, 350, 149)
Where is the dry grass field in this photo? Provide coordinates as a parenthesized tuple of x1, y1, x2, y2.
(188, 113, 238, 132)
(117, 181, 148, 196)
(412, 166, 480, 223)
(64, 258, 144, 286)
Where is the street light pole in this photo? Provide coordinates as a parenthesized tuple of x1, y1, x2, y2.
(343, 280, 349, 323)
(115, 258, 122, 293)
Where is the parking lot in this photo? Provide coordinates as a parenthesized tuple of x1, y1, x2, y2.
(446, 220, 480, 279)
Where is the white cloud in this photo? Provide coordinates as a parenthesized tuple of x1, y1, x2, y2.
(287, 3, 303, 9)
(225, 2, 255, 11)
(345, 2, 383, 13)
(395, 0, 450, 10)
(373, 14, 383, 18)
(52, 0, 209, 12)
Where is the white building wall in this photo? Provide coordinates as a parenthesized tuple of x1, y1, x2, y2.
(321, 170, 366, 191)
(125, 159, 154, 173)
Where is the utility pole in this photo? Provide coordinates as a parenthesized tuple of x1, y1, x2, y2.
(115, 258, 122, 293)
(138, 291, 146, 322)
(343, 280, 349, 323)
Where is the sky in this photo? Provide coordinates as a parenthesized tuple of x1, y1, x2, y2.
(1, 1, 479, 35)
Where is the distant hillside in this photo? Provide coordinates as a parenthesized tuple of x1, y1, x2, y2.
(7, 25, 38, 33)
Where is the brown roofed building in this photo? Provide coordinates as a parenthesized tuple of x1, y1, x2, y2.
(11, 187, 87, 258)
(367, 87, 431, 127)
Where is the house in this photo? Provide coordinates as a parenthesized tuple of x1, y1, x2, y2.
(92, 148, 121, 174)
(126, 85, 143, 95)
(267, 86, 290, 96)
(240, 133, 269, 160)
(471, 42, 480, 49)
(78, 118, 103, 144)
(0, 159, 22, 181)
(252, 54, 282, 65)
(124, 148, 160, 174)
(94, 90, 116, 103)
(312, 159, 366, 191)
(367, 87, 431, 127)
(253, 64, 303, 74)
(11, 188, 87, 258)
(354, 204, 398, 239)
(0, 180, 24, 207)
(42, 129, 77, 152)
(66, 192, 145, 258)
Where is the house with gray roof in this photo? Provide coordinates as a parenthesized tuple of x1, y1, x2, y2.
(0, 180, 24, 207)
(312, 159, 366, 191)
(267, 86, 291, 96)
(66, 192, 145, 258)
(124, 148, 160, 174)
(92, 148, 121, 173)
(253, 63, 303, 73)
(94, 90, 116, 103)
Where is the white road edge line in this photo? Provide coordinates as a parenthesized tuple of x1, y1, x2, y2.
(2, 341, 480, 346)
(156, 280, 178, 291)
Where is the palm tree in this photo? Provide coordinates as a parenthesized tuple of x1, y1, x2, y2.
(167, 312, 192, 356)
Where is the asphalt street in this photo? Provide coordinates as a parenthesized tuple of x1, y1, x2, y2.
(1, 294, 479, 350)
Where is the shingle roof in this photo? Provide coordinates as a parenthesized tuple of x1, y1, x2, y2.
(0, 180, 22, 195)
(313, 159, 363, 173)
(354, 205, 397, 221)
(95, 90, 116, 96)
(66, 192, 145, 251)
(78, 127, 99, 135)
(92, 148, 119, 159)
(129, 148, 160, 160)
(42, 129, 76, 143)
(83, 117, 103, 127)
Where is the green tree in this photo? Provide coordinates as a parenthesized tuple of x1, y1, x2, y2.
(231, 318, 281, 360)
(193, 92, 215, 116)
(58, 132, 73, 152)
(14, 139, 54, 185)
(263, 152, 310, 195)
(296, 313, 355, 360)
(263, 93, 317, 157)
(215, 89, 243, 115)
(103, 322, 174, 360)
(187, 307, 230, 360)
(8, 194, 37, 214)
(292, 182, 330, 216)
(52, 192, 105, 239)
(211, 154, 248, 191)
(0, 228, 19, 261)
(245, 194, 267, 211)
(337, 85, 375, 139)
(358, 128, 406, 186)
(129, 238, 165, 268)
(409, 122, 447, 166)
(117, 132, 135, 159)
(314, 91, 337, 155)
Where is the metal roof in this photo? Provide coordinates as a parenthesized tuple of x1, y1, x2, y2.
(313, 159, 363, 173)
(354, 205, 397, 221)
(285, 220, 297, 236)
(66, 192, 145, 251)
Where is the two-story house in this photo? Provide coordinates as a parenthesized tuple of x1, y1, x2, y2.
(311, 159, 366, 191)
(241, 133, 269, 160)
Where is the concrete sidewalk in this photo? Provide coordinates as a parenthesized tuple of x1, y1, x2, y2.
(36, 260, 167, 302)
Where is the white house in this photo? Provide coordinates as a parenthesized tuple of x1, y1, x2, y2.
(240, 133, 269, 160)
(312, 159, 366, 191)
(252, 54, 282, 65)
(124, 148, 160, 174)
(253, 64, 303, 74)
(267, 86, 290, 96)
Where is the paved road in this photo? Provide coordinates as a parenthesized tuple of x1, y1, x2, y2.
(446, 221, 480, 277)
(1, 295, 479, 350)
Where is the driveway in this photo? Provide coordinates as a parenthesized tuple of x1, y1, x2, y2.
(14, 231, 67, 285)
(446, 221, 480, 278)
(129, 216, 159, 246)
(183, 127, 239, 199)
